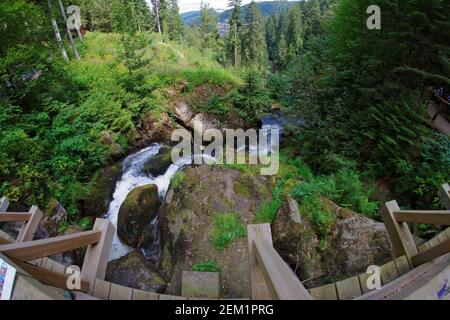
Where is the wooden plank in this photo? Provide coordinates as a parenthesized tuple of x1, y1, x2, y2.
(51, 261, 66, 274)
(404, 265, 450, 300)
(0, 197, 9, 212)
(254, 237, 312, 300)
(247, 224, 276, 300)
(357, 254, 450, 300)
(159, 294, 187, 300)
(394, 256, 411, 276)
(335, 276, 362, 300)
(418, 241, 430, 253)
(16, 206, 43, 242)
(380, 261, 399, 285)
(439, 183, 450, 209)
(411, 237, 450, 267)
(109, 283, 133, 300)
(358, 271, 375, 294)
(380, 201, 418, 261)
(0, 229, 14, 244)
(10, 258, 89, 292)
(41, 257, 54, 270)
(429, 235, 441, 248)
(0, 213, 32, 222)
(308, 283, 337, 300)
(28, 258, 43, 266)
(92, 279, 111, 300)
(393, 210, 450, 225)
(0, 229, 102, 262)
(81, 218, 115, 293)
(132, 289, 159, 300)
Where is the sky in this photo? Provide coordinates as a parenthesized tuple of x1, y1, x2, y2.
(146, 0, 254, 14)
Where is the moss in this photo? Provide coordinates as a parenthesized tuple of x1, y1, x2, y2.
(171, 171, 185, 189)
(192, 260, 222, 272)
(233, 179, 251, 198)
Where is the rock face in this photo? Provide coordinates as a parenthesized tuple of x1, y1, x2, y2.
(106, 251, 167, 293)
(142, 146, 173, 177)
(272, 198, 394, 287)
(117, 184, 159, 247)
(158, 165, 273, 298)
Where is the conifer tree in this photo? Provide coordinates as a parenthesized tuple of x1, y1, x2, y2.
(241, 1, 267, 68)
(286, 3, 303, 60)
(226, 0, 242, 67)
(167, 0, 184, 41)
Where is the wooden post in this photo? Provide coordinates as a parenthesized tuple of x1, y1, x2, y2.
(439, 183, 450, 210)
(380, 201, 418, 262)
(81, 218, 115, 293)
(16, 206, 43, 243)
(247, 224, 276, 299)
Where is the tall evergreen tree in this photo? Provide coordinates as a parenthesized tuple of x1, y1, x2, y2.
(275, 32, 288, 69)
(226, 0, 242, 67)
(265, 14, 277, 61)
(167, 0, 184, 41)
(302, 0, 322, 41)
(286, 3, 303, 60)
(198, 2, 219, 52)
(241, 1, 267, 68)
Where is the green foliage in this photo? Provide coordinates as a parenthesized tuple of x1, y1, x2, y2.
(192, 260, 222, 272)
(171, 171, 185, 189)
(77, 217, 92, 230)
(241, 1, 267, 68)
(211, 213, 246, 250)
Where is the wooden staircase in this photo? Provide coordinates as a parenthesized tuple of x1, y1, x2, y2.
(1, 183, 449, 300)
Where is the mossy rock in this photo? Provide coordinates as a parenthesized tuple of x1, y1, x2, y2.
(117, 184, 159, 247)
(142, 146, 173, 177)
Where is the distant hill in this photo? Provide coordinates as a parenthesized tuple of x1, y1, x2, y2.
(181, 1, 298, 26)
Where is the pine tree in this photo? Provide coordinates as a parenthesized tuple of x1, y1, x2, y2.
(167, 0, 184, 41)
(286, 3, 303, 60)
(241, 1, 267, 68)
(198, 2, 219, 52)
(265, 14, 277, 61)
(275, 32, 288, 69)
(302, 0, 322, 42)
(226, 0, 242, 67)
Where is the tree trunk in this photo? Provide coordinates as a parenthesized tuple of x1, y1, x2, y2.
(47, 0, 69, 61)
(57, 0, 81, 61)
(155, 2, 163, 43)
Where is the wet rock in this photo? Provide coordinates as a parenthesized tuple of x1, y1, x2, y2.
(82, 165, 122, 217)
(142, 146, 173, 177)
(106, 251, 167, 293)
(117, 184, 159, 247)
(43, 199, 68, 237)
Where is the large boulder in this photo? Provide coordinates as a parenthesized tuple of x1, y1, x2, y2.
(272, 197, 394, 287)
(158, 165, 273, 298)
(106, 251, 167, 293)
(142, 146, 173, 177)
(82, 165, 122, 217)
(117, 184, 159, 247)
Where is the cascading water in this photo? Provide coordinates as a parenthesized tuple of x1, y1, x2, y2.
(105, 144, 197, 261)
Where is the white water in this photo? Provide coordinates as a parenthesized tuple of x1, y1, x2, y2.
(106, 144, 216, 261)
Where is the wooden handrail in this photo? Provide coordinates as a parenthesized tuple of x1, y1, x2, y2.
(411, 237, 450, 267)
(393, 210, 450, 225)
(253, 237, 313, 300)
(0, 230, 102, 262)
(439, 183, 450, 209)
(0, 213, 32, 222)
(247, 224, 312, 300)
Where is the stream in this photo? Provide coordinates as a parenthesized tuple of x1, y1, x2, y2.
(105, 113, 303, 262)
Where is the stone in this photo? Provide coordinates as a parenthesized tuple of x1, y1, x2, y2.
(181, 271, 220, 299)
(142, 146, 173, 177)
(106, 251, 167, 293)
(117, 184, 159, 247)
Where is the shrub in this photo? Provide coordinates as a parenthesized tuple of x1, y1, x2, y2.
(171, 171, 185, 189)
(211, 213, 246, 250)
(192, 260, 222, 272)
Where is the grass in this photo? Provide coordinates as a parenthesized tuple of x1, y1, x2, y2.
(171, 171, 185, 189)
(211, 213, 246, 250)
(192, 260, 222, 272)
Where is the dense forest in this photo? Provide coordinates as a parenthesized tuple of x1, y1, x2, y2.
(1, 0, 449, 237)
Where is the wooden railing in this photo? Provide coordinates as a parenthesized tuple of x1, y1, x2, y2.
(0, 196, 114, 293)
(381, 183, 450, 268)
(247, 224, 312, 300)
